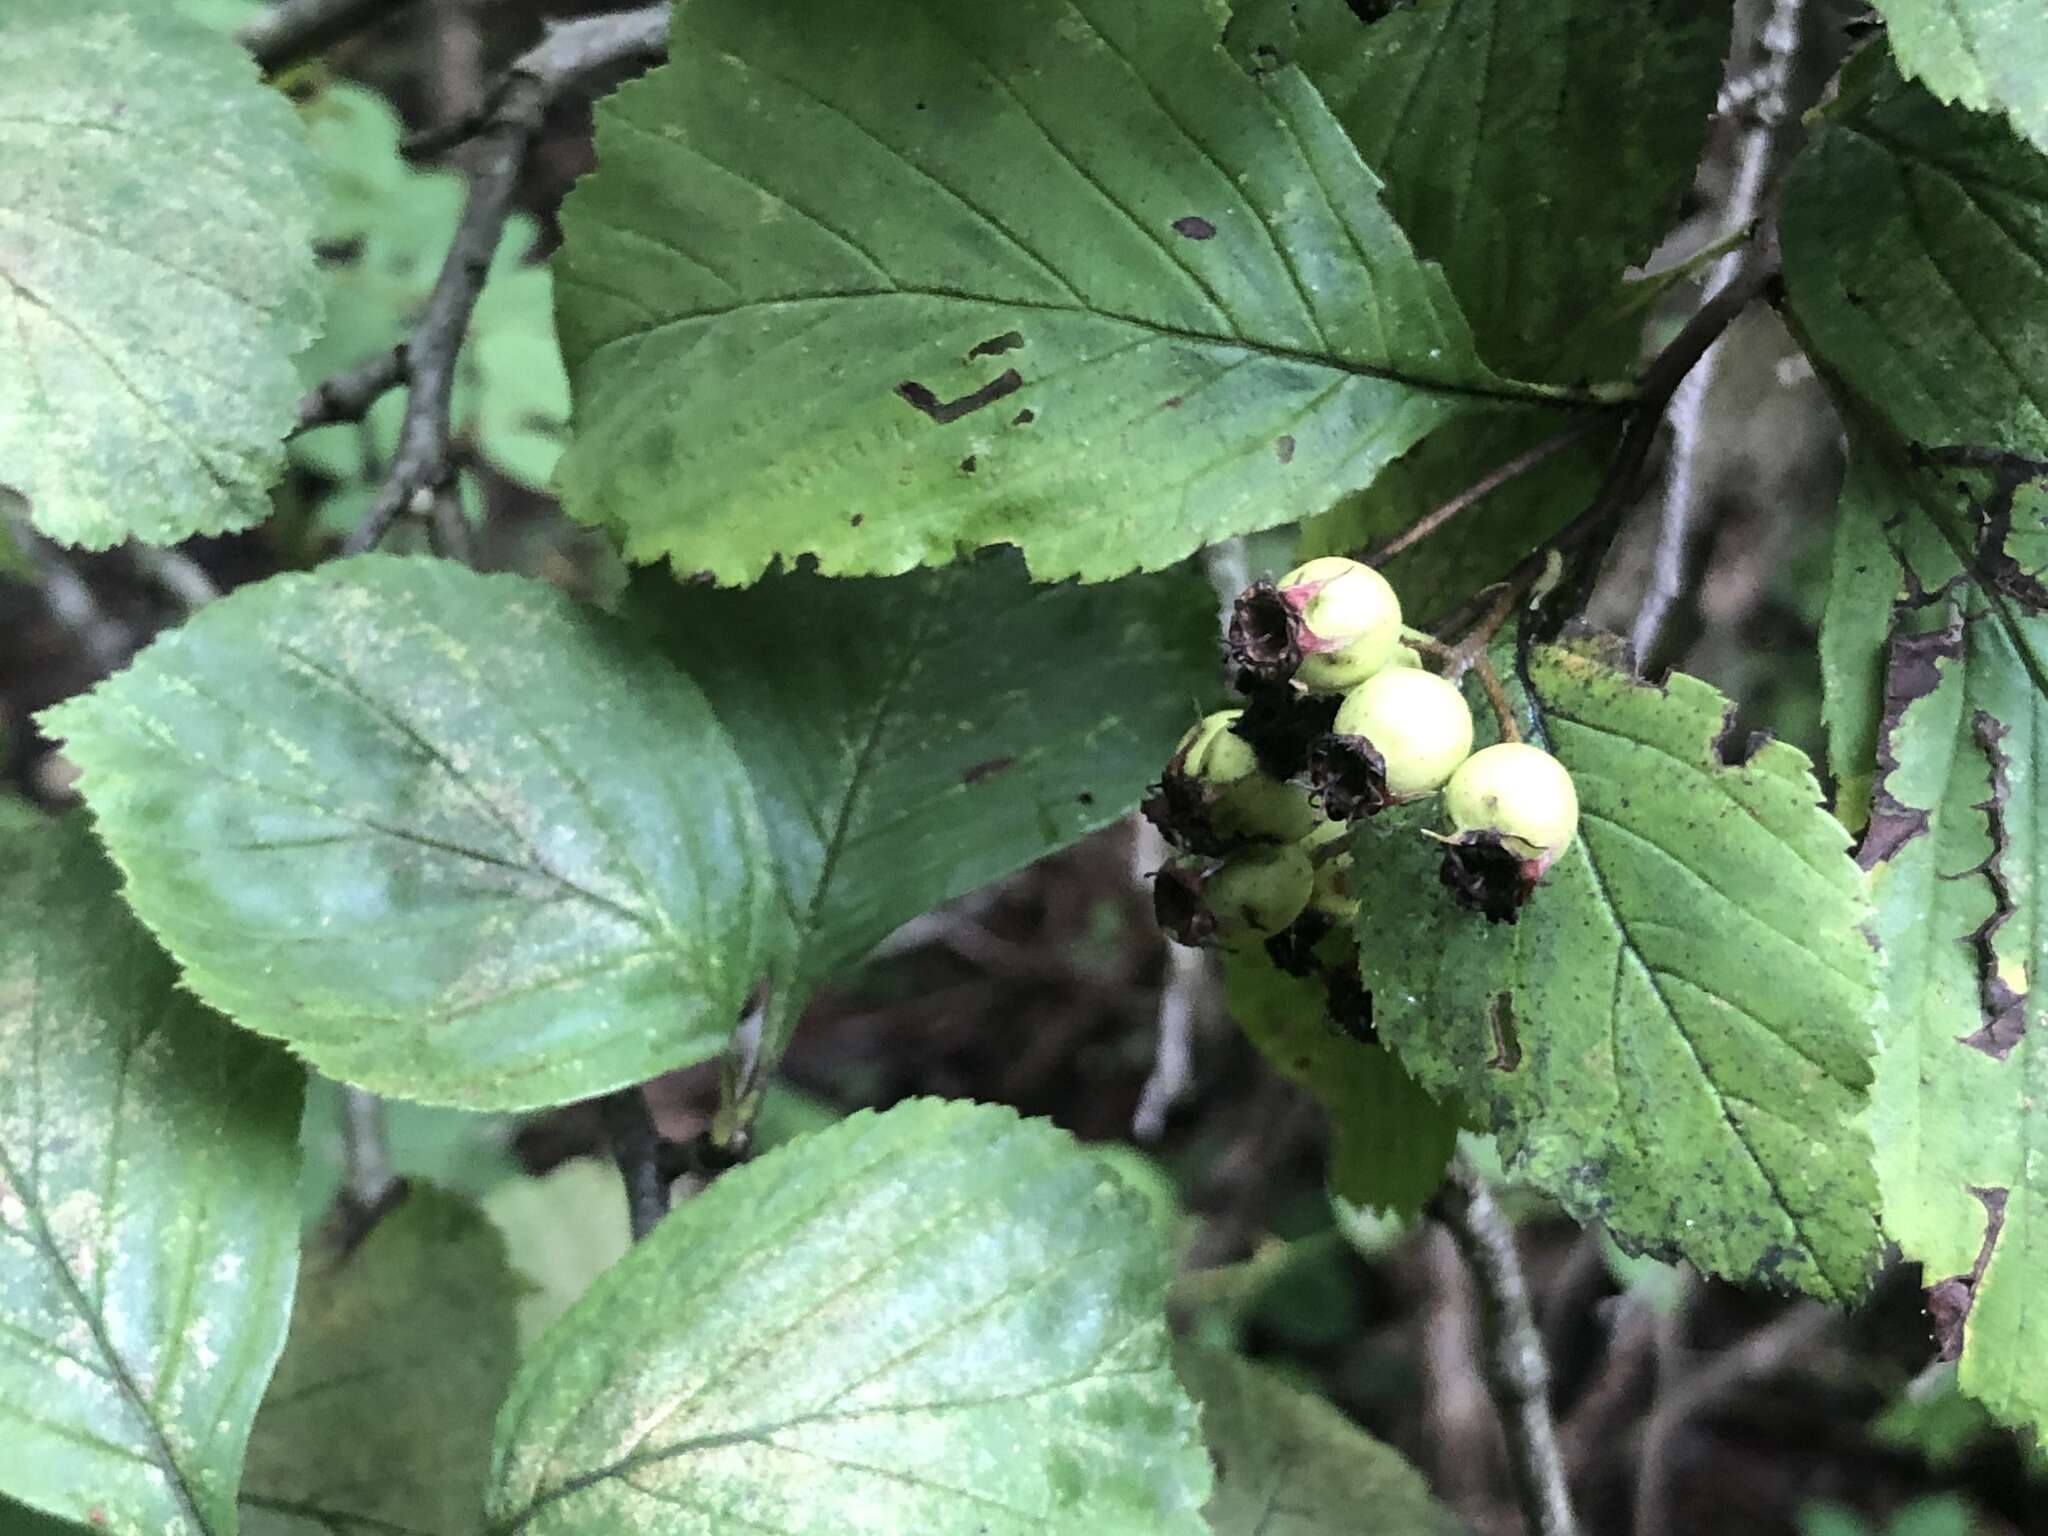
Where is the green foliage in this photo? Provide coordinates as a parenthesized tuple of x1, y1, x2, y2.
(47, 555, 1214, 1106)
(292, 85, 569, 529)
(0, 818, 303, 1536)
(1873, 0, 2048, 155)
(1224, 952, 1461, 1214)
(1234, 0, 1723, 613)
(1228, 0, 1730, 375)
(625, 557, 1217, 1058)
(485, 1101, 1211, 1535)
(1356, 637, 1883, 1301)
(1792, 60, 2048, 1438)
(549, 0, 1572, 587)
(43, 557, 779, 1110)
(1178, 1343, 1471, 1535)
(242, 1190, 519, 1536)
(481, 1160, 631, 1348)
(0, 0, 320, 549)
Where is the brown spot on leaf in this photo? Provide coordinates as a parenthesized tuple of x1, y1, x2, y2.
(1961, 711, 2027, 1059)
(960, 756, 1015, 786)
(1172, 215, 1216, 240)
(1930, 1186, 2008, 1359)
(966, 330, 1025, 360)
(849, 514, 864, 528)
(959, 454, 977, 474)
(1275, 434, 1296, 465)
(1163, 395, 1184, 409)
(894, 368, 1024, 425)
(1487, 992, 1521, 1071)
(1011, 408, 1036, 426)
(1858, 605, 1965, 870)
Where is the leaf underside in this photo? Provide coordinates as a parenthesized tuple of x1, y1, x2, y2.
(1356, 638, 1883, 1302)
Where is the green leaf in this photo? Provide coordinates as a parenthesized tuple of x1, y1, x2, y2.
(1228, 0, 1731, 376)
(0, 0, 320, 549)
(632, 556, 1217, 1054)
(1873, 0, 2048, 155)
(42, 556, 781, 1111)
(1782, 58, 2048, 456)
(0, 817, 303, 1536)
(551, 0, 1567, 586)
(1355, 638, 1883, 1301)
(241, 1189, 519, 1536)
(486, 1100, 1210, 1535)
(481, 1160, 631, 1348)
(1792, 60, 2048, 1437)
(1176, 1344, 1471, 1536)
(1223, 952, 1460, 1215)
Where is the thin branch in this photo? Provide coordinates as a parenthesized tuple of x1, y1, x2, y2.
(340, 1086, 399, 1210)
(1131, 817, 1208, 1142)
(597, 1086, 672, 1242)
(1630, 0, 1808, 664)
(340, 7, 670, 556)
(1432, 1151, 1580, 1536)
(128, 544, 220, 610)
(296, 345, 406, 435)
(237, 0, 422, 74)
(1368, 411, 1616, 566)
(6, 506, 129, 673)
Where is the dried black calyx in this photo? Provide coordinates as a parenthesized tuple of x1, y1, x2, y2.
(1152, 862, 1216, 947)
(1227, 579, 1303, 685)
(1306, 732, 1391, 820)
(1140, 766, 1227, 856)
(1438, 831, 1537, 924)
(1325, 968, 1375, 1045)
(1263, 908, 1334, 976)
(1231, 677, 1340, 780)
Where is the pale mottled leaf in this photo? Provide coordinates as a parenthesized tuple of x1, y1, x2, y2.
(0, 0, 320, 548)
(1873, 0, 2048, 154)
(0, 817, 302, 1536)
(42, 557, 780, 1111)
(486, 1101, 1210, 1535)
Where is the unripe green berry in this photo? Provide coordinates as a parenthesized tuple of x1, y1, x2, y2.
(1144, 710, 1314, 853)
(1227, 556, 1403, 691)
(1153, 844, 1314, 950)
(1332, 669, 1475, 798)
(1282, 557, 1405, 692)
(1443, 742, 1578, 860)
(1305, 817, 1359, 923)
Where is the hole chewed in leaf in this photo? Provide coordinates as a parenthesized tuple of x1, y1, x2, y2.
(1930, 1186, 2009, 1361)
(1858, 604, 1965, 870)
(1918, 445, 2048, 612)
(966, 330, 1025, 360)
(1171, 215, 1216, 240)
(1961, 711, 2027, 1059)
(1275, 434, 1296, 465)
(894, 368, 1024, 425)
(1486, 991, 1521, 1071)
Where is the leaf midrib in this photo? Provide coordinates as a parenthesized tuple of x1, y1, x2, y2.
(0, 1133, 216, 1534)
(582, 288, 1594, 409)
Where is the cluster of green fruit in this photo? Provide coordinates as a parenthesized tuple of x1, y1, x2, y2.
(1145, 557, 1581, 967)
